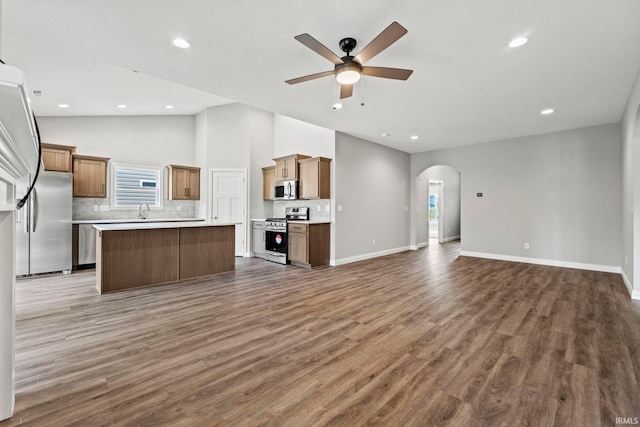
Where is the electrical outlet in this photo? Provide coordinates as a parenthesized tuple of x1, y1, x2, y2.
(324, 205, 329, 212)
(177, 205, 182, 211)
(372, 239, 376, 245)
(625, 256, 628, 265)
(405, 206, 408, 212)
(524, 243, 530, 250)
(99, 205, 110, 211)
(337, 205, 343, 212)
(93, 205, 99, 211)
(316, 205, 321, 212)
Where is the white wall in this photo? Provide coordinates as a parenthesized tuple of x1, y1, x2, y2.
(249, 108, 274, 221)
(195, 103, 274, 252)
(621, 68, 640, 298)
(37, 115, 195, 166)
(334, 132, 410, 263)
(273, 115, 335, 159)
(411, 123, 622, 271)
(416, 165, 460, 245)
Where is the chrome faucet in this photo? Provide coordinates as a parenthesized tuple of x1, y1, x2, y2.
(138, 203, 151, 220)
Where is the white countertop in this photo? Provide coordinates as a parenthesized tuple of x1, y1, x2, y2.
(251, 218, 267, 222)
(93, 221, 236, 231)
(290, 220, 331, 224)
(73, 218, 204, 224)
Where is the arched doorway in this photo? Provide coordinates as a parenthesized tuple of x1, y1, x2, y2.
(415, 165, 461, 248)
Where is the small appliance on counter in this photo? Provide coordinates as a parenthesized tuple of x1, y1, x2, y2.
(264, 207, 309, 264)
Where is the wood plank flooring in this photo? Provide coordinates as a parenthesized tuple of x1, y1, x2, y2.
(2, 242, 640, 426)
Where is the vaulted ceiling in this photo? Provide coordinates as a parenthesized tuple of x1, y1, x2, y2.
(3, 0, 640, 153)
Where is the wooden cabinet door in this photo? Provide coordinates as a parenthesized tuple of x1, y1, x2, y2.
(73, 157, 108, 197)
(299, 160, 319, 199)
(169, 165, 200, 200)
(252, 227, 265, 257)
(288, 231, 308, 263)
(274, 159, 286, 181)
(299, 157, 331, 200)
(42, 147, 73, 172)
(262, 166, 275, 200)
(187, 169, 200, 200)
(172, 168, 189, 200)
(283, 157, 297, 180)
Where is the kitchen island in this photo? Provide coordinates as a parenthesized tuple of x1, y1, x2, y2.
(94, 222, 235, 294)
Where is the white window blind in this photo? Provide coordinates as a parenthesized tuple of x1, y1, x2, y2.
(111, 163, 162, 208)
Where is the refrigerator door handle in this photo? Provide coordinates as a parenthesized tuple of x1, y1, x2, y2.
(30, 187, 37, 233)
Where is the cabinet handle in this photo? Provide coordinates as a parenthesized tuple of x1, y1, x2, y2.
(187, 188, 190, 197)
(101, 183, 105, 193)
(263, 231, 265, 241)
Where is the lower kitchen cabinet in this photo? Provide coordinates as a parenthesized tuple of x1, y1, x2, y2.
(252, 221, 266, 258)
(288, 222, 330, 268)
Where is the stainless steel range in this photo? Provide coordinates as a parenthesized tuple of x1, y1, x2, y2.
(265, 207, 309, 264)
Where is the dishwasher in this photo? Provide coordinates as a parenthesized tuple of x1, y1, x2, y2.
(78, 224, 97, 266)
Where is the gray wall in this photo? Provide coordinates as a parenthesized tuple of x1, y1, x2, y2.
(335, 132, 410, 263)
(416, 165, 461, 245)
(411, 123, 622, 268)
(621, 68, 640, 294)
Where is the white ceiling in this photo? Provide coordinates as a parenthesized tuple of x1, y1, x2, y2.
(2, 0, 640, 153)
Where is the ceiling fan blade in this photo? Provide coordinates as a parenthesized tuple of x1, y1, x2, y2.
(294, 33, 344, 65)
(285, 70, 335, 85)
(354, 22, 408, 65)
(361, 66, 413, 80)
(340, 84, 353, 99)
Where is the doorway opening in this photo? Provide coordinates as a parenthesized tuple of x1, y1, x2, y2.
(428, 180, 443, 242)
(415, 165, 461, 249)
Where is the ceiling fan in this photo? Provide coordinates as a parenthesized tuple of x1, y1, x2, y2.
(285, 22, 413, 99)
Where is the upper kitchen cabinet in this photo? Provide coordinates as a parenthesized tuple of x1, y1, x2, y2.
(73, 154, 110, 198)
(41, 143, 76, 172)
(262, 166, 275, 200)
(273, 154, 310, 181)
(299, 157, 332, 200)
(168, 165, 200, 200)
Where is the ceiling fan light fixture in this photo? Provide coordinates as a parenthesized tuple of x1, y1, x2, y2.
(336, 66, 361, 85)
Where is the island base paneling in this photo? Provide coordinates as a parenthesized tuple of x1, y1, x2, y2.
(97, 229, 180, 293)
(96, 225, 235, 293)
(179, 226, 235, 278)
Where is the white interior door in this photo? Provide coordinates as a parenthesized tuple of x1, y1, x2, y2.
(211, 170, 246, 256)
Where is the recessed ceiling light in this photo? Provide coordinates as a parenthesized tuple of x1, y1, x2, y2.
(508, 37, 529, 48)
(332, 103, 343, 110)
(27, 98, 32, 104)
(58, 104, 69, 108)
(172, 38, 190, 49)
(165, 105, 174, 109)
(410, 135, 419, 140)
(541, 108, 555, 115)
(117, 104, 127, 109)
(382, 133, 390, 137)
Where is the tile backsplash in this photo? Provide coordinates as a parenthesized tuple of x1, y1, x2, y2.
(73, 198, 197, 220)
(273, 199, 331, 221)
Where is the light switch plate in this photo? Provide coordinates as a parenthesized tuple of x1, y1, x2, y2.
(99, 205, 110, 211)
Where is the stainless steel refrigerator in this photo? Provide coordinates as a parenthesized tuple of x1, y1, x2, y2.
(16, 171, 72, 275)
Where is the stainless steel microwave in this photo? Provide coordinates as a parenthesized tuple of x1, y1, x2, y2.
(274, 180, 298, 200)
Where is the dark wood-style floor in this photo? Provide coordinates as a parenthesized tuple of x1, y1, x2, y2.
(2, 242, 640, 426)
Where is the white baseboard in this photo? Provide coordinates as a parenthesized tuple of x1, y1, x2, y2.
(459, 251, 621, 274)
(621, 270, 633, 297)
(622, 270, 640, 300)
(410, 242, 429, 250)
(332, 246, 412, 266)
(442, 235, 460, 243)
